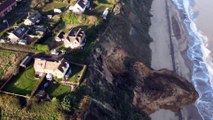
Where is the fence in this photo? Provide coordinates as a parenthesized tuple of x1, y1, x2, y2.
(0, 91, 29, 99)
(79, 65, 87, 84)
(0, 76, 13, 90)
(30, 74, 46, 97)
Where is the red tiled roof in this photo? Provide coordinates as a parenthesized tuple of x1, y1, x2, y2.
(0, 0, 16, 12)
(34, 58, 69, 73)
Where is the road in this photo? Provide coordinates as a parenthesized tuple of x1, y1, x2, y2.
(0, 0, 31, 32)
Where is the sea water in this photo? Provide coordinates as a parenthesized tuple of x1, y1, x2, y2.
(172, 0, 213, 120)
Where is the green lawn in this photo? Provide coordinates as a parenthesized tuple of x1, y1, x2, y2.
(48, 84, 71, 99)
(107, 0, 115, 4)
(96, 0, 115, 4)
(3, 66, 39, 96)
(94, 3, 113, 15)
(33, 44, 50, 53)
(68, 65, 83, 84)
(42, 2, 68, 12)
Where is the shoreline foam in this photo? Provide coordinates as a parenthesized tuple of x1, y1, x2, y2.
(149, 0, 202, 119)
(172, 0, 213, 119)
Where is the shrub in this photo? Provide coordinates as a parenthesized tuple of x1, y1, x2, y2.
(78, 95, 90, 109)
(61, 94, 76, 112)
(62, 13, 88, 25)
(62, 13, 78, 24)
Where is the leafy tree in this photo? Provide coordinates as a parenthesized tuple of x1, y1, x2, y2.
(61, 94, 76, 112)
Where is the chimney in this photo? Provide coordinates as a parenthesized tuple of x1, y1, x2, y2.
(28, 12, 30, 17)
(62, 66, 65, 70)
(59, 58, 64, 63)
(77, 36, 81, 42)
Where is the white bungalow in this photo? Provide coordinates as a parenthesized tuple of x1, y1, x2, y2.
(69, 0, 90, 14)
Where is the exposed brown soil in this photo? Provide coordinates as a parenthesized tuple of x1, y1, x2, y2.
(82, 1, 198, 119)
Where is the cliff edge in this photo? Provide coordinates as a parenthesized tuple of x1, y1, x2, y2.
(83, 0, 198, 120)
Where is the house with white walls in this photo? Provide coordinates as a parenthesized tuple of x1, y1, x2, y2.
(69, 0, 90, 14)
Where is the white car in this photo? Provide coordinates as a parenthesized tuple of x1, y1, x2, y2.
(54, 9, 62, 14)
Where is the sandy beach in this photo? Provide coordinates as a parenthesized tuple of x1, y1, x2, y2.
(149, 0, 202, 119)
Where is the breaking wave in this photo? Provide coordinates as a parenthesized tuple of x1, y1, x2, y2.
(172, 0, 213, 119)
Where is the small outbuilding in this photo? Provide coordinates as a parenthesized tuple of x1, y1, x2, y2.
(36, 90, 47, 98)
(51, 49, 59, 56)
(102, 8, 109, 19)
(20, 55, 33, 68)
(35, 25, 47, 36)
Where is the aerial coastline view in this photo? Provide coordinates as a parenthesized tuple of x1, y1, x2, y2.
(0, 0, 212, 120)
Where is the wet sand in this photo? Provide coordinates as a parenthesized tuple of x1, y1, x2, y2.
(149, 0, 202, 119)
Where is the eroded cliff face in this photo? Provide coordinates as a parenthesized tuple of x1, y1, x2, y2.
(132, 62, 198, 114)
(83, 0, 198, 120)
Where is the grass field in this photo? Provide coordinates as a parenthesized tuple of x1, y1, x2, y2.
(93, 3, 114, 15)
(3, 66, 39, 96)
(34, 44, 50, 53)
(48, 84, 71, 99)
(42, 2, 68, 12)
(0, 50, 27, 80)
